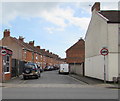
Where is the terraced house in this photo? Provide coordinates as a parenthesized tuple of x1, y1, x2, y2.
(1, 29, 64, 78)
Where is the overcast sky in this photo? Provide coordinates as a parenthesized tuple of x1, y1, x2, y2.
(0, 0, 119, 58)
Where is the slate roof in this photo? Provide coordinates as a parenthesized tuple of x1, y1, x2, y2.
(10, 37, 40, 54)
(2, 30, 62, 60)
(10, 37, 61, 59)
(99, 11, 120, 23)
(40, 49, 59, 58)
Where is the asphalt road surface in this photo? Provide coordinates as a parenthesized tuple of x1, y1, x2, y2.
(2, 70, 118, 99)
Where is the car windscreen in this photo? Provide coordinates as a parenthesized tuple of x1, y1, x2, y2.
(25, 64, 35, 69)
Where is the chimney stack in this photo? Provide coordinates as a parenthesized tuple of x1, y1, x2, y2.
(19, 36, 24, 42)
(29, 41, 34, 46)
(41, 49, 45, 52)
(4, 29, 10, 37)
(36, 46, 40, 49)
(79, 37, 83, 41)
(91, 2, 100, 12)
(46, 50, 49, 53)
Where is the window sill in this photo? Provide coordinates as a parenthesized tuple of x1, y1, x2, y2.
(4, 72, 10, 74)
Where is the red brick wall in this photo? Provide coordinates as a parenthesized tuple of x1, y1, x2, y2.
(0, 53, 12, 82)
(26, 51, 33, 62)
(66, 39, 85, 63)
(5, 73, 11, 81)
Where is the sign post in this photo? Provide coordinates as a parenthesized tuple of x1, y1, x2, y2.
(103, 56, 106, 83)
(100, 48, 109, 83)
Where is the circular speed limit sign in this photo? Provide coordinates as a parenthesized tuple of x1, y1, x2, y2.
(100, 48, 109, 56)
(0, 49, 7, 56)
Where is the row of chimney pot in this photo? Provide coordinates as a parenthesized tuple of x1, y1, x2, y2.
(3, 29, 59, 58)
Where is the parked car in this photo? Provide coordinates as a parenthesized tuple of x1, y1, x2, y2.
(59, 64, 69, 74)
(53, 66, 59, 70)
(37, 65, 43, 72)
(44, 66, 52, 71)
(39, 67, 44, 72)
(50, 66, 54, 70)
(22, 63, 41, 80)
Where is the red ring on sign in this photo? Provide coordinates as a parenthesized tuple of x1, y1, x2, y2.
(0, 49, 8, 56)
(100, 48, 109, 56)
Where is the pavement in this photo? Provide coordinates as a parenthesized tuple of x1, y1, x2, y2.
(69, 74, 119, 89)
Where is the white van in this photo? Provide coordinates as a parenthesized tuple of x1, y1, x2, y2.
(59, 64, 69, 74)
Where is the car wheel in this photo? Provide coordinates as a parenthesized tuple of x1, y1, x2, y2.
(35, 75, 39, 79)
(59, 71, 61, 74)
(23, 75, 27, 80)
(24, 68, 31, 74)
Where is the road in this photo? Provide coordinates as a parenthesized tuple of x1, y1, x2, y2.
(2, 70, 118, 99)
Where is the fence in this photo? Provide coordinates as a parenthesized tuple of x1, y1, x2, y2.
(11, 59, 26, 77)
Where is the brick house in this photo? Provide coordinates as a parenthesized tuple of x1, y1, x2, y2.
(66, 38, 85, 76)
(2, 30, 45, 64)
(40, 49, 63, 68)
(0, 46, 13, 82)
(2, 30, 34, 76)
(1, 29, 63, 75)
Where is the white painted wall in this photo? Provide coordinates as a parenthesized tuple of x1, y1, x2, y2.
(85, 11, 109, 80)
(108, 24, 119, 52)
(108, 54, 118, 81)
(85, 10, 119, 81)
(85, 11, 108, 58)
(107, 24, 119, 81)
(85, 55, 109, 80)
